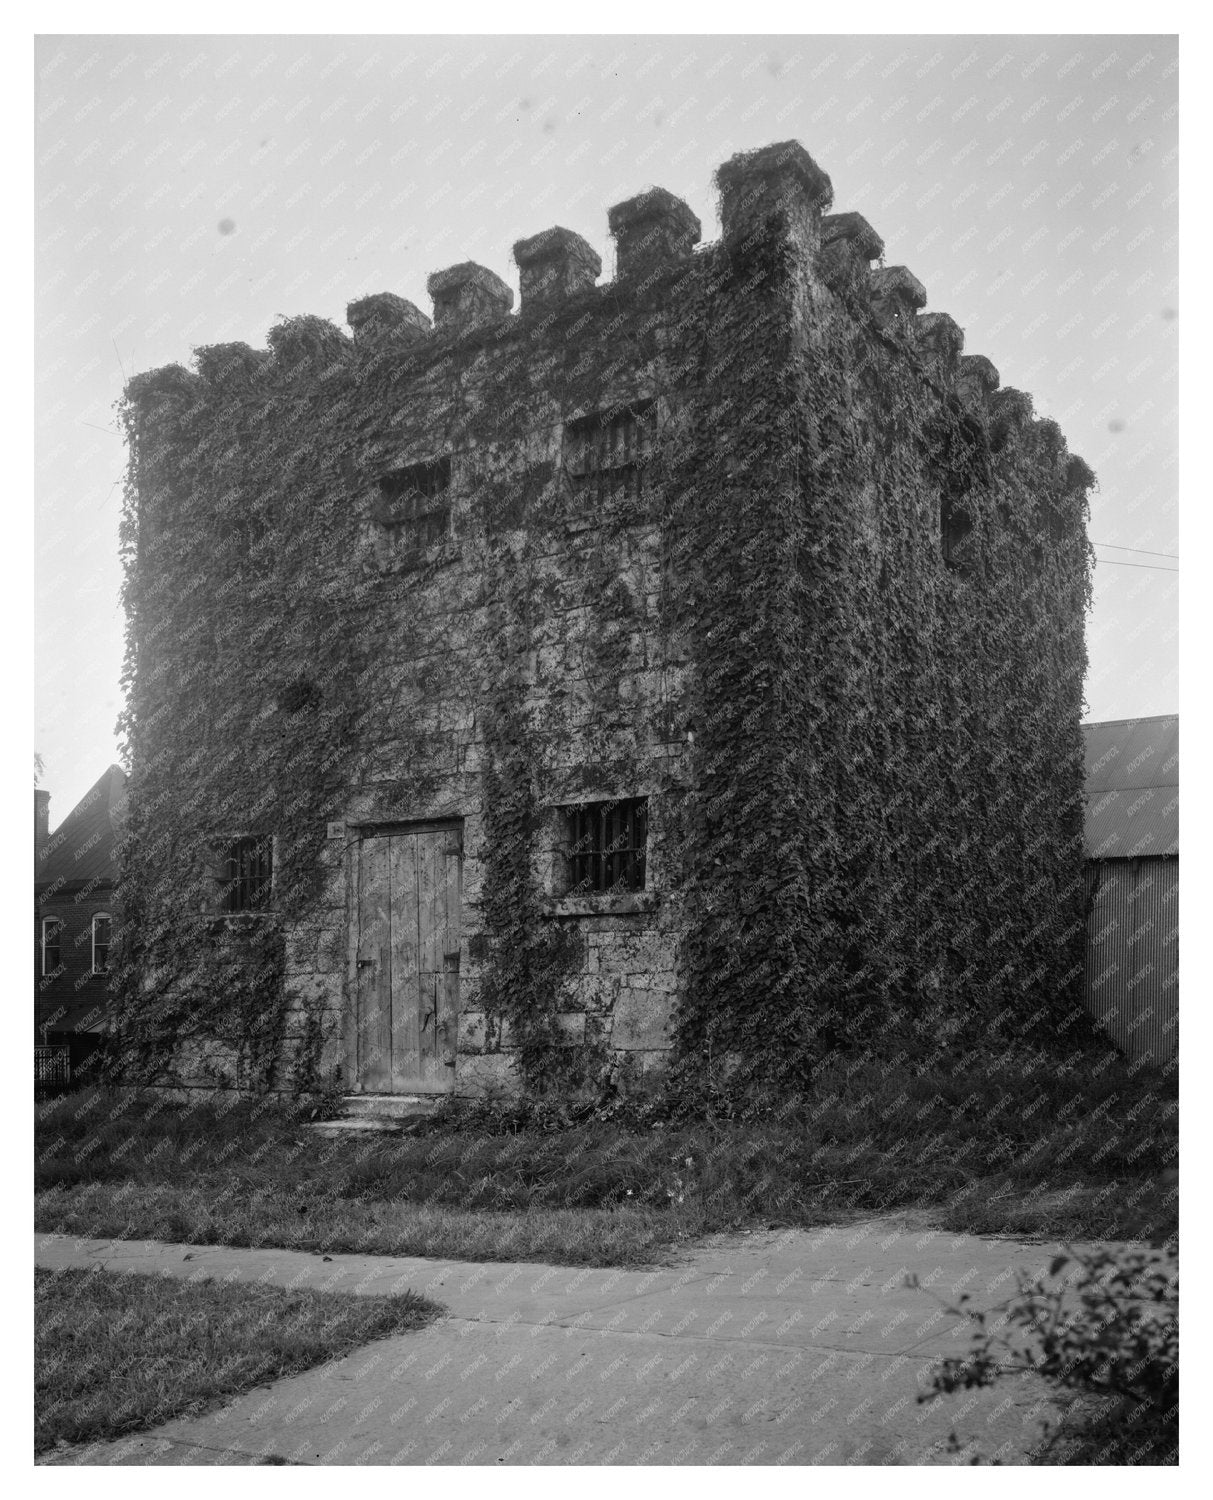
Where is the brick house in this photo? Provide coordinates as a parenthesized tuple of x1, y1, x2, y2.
(35, 765, 127, 1080)
(117, 140, 1094, 1101)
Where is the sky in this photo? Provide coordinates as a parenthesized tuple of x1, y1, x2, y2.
(33, 30, 1179, 825)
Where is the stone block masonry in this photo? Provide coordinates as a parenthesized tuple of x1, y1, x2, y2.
(117, 139, 1094, 1101)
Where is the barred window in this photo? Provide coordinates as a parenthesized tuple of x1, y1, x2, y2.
(221, 837, 273, 913)
(565, 402, 652, 503)
(41, 917, 62, 976)
(91, 913, 112, 974)
(375, 457, 452, 553)
(565, 799, 648, 894)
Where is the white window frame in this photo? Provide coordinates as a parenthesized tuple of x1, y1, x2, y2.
(41, 917, 63, 976)
(91, 912, 112, 975)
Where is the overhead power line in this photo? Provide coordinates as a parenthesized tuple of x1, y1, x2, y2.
(1091, 541, 1179, 560)
(1095, 558, 1178, 572)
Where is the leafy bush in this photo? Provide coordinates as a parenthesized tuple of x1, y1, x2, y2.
(919, 1244, 1178, 1465)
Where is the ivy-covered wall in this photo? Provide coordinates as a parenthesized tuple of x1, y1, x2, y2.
(115, 139, 1094, 1100)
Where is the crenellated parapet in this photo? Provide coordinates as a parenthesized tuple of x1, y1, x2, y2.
(121, 136, 1090, 491)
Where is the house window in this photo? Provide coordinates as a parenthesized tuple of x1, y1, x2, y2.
(565, 402, 652, 503)
(41, 917, 62, 976)
(92, 914, 112, 974)
(375, 457, 452, 554)
(221, 836, 273, 913)
(565, 799, 648, 894)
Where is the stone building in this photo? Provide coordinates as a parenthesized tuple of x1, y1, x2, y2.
(117, 140, 1095, 1102)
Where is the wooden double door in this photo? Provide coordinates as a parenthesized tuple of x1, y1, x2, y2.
(353, 823, 462, 1093)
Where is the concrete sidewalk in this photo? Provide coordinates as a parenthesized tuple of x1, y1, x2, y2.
(37, 1218, 1076, 1465)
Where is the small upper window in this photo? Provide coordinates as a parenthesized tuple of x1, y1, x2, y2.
(221, 837, 273, 913)
(374, 457, 452, 555)
(92, 914, 112, 974)
(41, 917, 62, 976)
(565, 402, 652, 503)
(940, 495, 974, 572)
(564, 799, 648, 894)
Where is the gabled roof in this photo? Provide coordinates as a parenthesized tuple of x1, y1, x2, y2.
(1083, 716, 1178, 859)
(35, 764, 128, 889)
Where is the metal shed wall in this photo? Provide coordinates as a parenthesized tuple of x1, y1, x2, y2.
(1084, 856, 1178, 1065)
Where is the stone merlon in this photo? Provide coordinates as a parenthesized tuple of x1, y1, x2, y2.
(916, 311, 965, 372)
(194, 341, 269, 384)
(125, 363, 199, 411)
(870, 265, 927, 325)
(958, 354, 1001, 401)
(822, 211, 885, 263)
(512, 227, 602, 313)
(608, 187, 701, 281)
(820, 212, 885, 291)
(347, 292, 432, 344)
(266, 315, 350, 369)
(715, 139, 834, 246)
(427, 261, 514, 334)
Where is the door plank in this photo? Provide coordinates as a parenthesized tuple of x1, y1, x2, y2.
(436, 838, 462, 1072)
(389, 834, 422, 1089)
(355, 837, 393, 1092)
(415, 832, 444, 1080)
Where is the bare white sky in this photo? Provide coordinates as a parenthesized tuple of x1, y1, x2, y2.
(33, 28, 1178, 823)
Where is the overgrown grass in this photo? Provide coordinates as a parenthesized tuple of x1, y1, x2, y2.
(35, 1265, 440, 1455)
(35, 1044, 1177, 1266)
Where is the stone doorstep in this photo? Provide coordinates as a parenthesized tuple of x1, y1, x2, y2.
(341, 1094, 443, 1118)
(303, 1094, 446, 1133)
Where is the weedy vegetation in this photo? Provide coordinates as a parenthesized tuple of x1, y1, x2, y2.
(36, 1039, 1176, 1268)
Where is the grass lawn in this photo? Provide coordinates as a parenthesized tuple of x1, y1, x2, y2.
(34, 1042, 1177, 1267)
(35, 1265, 440, 1455)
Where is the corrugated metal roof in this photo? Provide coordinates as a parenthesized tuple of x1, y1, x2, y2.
(1083, 716, 1178, 859)
(35, 765, 128, 887)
